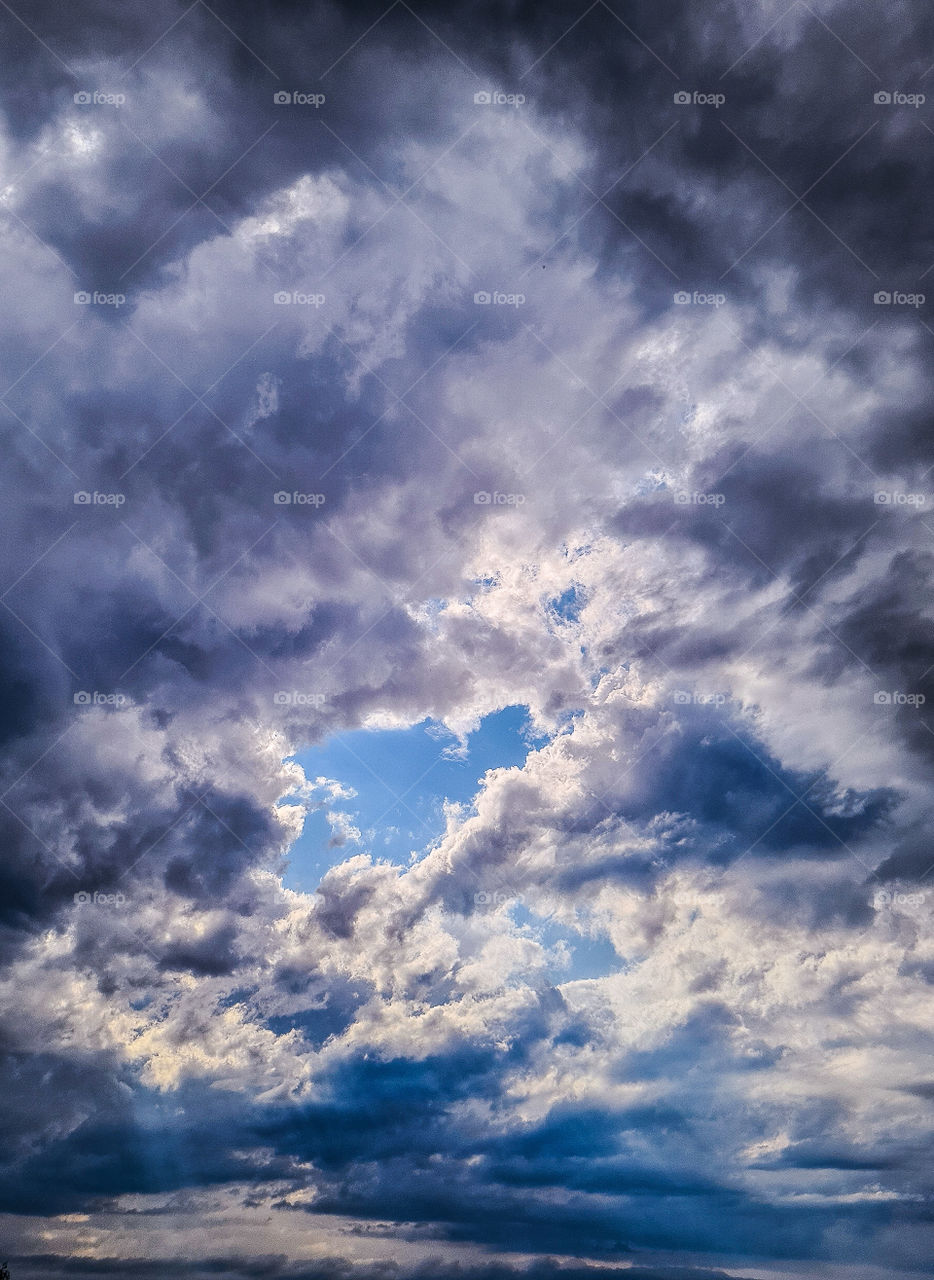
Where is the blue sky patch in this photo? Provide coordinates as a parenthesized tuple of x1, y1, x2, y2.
(284, 705, 547, 890)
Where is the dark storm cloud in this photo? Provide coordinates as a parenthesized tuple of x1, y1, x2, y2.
(11, 1255, 760, 1280)
(2, 0, 925, 314)
(1, 0, 930, 306)
(873, 820, 934, 884)
(0, 1074, 311, 1214)
(612, 710, 896, 858)
(613, 442, 881, 596)
(508, 0, 934, 308)
(0, 0, 484, 296)
(832, 551, 934, 685)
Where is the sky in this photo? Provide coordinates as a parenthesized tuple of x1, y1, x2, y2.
(0, 1, 933, 1278)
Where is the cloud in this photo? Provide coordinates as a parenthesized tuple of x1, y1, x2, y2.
(1, 1, 933, 1277)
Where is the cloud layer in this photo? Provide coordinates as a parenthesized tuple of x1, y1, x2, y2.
(0, 2, 933, 1278)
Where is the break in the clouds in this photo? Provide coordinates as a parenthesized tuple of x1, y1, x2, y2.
(1, 2, 933, 1278)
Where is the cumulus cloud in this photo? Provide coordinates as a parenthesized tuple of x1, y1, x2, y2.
(0, 1, 933, 1278)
